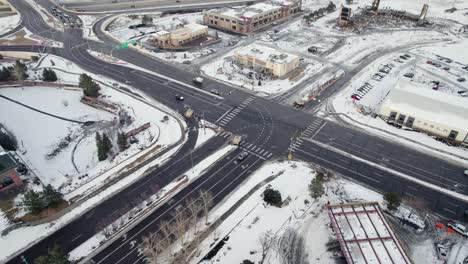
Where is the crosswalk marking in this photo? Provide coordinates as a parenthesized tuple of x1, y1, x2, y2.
(217, 96, 256, 126)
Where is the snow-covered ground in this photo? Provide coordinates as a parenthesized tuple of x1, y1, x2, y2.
(200, 43, 324, 96)
(0, 54, 183, 196)
(79, 15, 103, 41)
(0, 14, 20, 36)
(191, 160, 431, 264)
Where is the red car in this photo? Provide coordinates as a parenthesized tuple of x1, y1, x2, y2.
(426, 60, 433, 65)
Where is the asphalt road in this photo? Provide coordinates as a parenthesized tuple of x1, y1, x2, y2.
(56, 0, 262, 13)
(1, 0, 468, 263)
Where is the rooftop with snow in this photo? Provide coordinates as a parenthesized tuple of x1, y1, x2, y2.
(379, 80, 468, 132)
(234, 43, 298, 64)
(206, 1, 296, 20)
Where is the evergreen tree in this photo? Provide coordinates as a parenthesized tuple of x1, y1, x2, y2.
(308, 177, 324, 199)
(0, 66, 13, 81)
(326, 1, 336, 12)
(23, 190, 44, 214)
(0, 130, 17, 151)
(13, 60, 28, 82)
(102, 133, 112, 154)
(96, 132, 107, 161)
(242, 260, 254, 264)
(79, 73, 100, 97)
(384, 192, 401, 211)
(117, 132, 128, 151)
(42, 68, 58, 82)
(263, 188, 282, 207)
(42, 184, 63, 208)
(34, 244, 69, 264)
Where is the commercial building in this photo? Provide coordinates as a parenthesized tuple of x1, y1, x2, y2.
(151, 23, 208, 49)
(379, 81, 468, 144)
(203, 1, 300, 34)
(233, 44, 300, 77)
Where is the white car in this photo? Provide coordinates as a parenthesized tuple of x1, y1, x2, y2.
(464, 170, 468, 176)
(193, 77, 203, 84)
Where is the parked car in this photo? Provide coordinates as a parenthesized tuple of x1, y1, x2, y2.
(426, 60, 433, 65)
(432, 85, 439, 90)
(403, 73, 414, 78)
(175, 94, 184, 101)
(435, 244, 447, 260)
(447, 221, 468, 237)
(210, 89, 220, 95)
(457, 77, 466, 82)
(443, 66, 450, 71)
(464, 169, 468, 176)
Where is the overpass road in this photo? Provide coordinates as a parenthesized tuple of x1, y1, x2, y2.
(1, 0, 468, 263)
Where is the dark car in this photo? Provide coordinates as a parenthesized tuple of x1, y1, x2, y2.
(403, 73, 414, 78)
(457, 77, 466, 82)
(237, 151, 249, 162)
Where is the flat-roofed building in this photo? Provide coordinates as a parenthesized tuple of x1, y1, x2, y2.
(379, 81, 468, 144)
(233, 44, 300, 77)
(203, 1, 300, 34)
(151, 23, 208, 49)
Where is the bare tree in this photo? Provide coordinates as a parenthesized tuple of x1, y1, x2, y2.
(277, 228, 308, 264)
(199, 190, 213, 225)
(258, 229, 277, 263)
(186, 197, 204, 256)
(141, 232, 163, 264)
(158, 220, 174, 257)
(187, 198, 204, 235)
(172, 209, 189, 247)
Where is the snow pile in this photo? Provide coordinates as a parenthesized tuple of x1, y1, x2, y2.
(0, 14, 20, 36)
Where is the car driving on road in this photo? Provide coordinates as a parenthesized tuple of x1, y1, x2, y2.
(210, 89, 220, 95)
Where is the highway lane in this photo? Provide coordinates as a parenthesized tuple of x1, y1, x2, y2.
(57, 0, 262, 13)
(293, 139, 467, 218)
(90, 150, 264, 264)
(298, 120, 468, 195)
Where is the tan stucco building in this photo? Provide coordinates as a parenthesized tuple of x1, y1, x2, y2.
(233, 44, 300, 77)
(379, 81, 468, 144)
(203, 1, 300, 34)
(151, 23, 208, 48)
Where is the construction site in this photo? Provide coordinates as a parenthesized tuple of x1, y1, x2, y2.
(337, 0, 431, 32)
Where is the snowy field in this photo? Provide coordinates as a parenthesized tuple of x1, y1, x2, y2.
(200, 44, 324, 96)
(188, 160, 443, 264)
(0, 55, 183, 196)
(0, 14, 20, 36)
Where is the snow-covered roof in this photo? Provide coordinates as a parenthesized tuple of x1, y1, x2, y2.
(234, 44, 299, 64)
(183, 23, 208, 31)
(212, 2, 285, 20)
(381, 81, 468, 131)
(153, 30, 169, 37)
